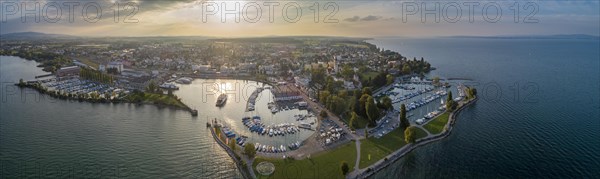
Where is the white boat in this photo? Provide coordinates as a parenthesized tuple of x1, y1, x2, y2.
(216, 94, 228, 106)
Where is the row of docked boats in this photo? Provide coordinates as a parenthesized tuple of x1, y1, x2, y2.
(390, 86, 435, 104)
(405, 90, 448, 111)
(294, 114, 314, 121)
(159, 83, 179, 90)
(221, 127, 236, 138)
(254, 141, 301, 153)
(246, 87, 264, 111)
(242, 117, 302, 137)
(234, 136, 249, 147)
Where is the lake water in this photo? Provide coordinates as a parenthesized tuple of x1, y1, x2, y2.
(1, 37, 599, 178)
(367, 38, 600, 178)
(0, 57, 242, 178)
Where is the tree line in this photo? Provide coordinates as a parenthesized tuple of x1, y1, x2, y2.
(80, 67, 114, 85)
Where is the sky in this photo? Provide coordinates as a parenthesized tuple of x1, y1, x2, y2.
(0, 0, 599, 37)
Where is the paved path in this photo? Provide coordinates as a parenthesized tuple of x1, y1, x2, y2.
(354, 140, 361, 171)
(415, 125, 432, 136)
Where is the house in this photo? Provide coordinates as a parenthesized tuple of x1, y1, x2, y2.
(56, 66, 80, 77)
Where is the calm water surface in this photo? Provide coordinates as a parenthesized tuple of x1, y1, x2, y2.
(367, 38, 600, 178)
(0, 57, 241, 178)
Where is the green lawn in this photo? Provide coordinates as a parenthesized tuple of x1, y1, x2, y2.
(423, 112, 450, 134)
(253, 142, 357, 179)
(124, 92, 188, 109)
(359, 126, 428, 169)
(74, 56, 99, 69)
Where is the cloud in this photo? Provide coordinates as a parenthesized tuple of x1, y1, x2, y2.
(360, 15, 381, 21)
(344, 16, 360, 22)
(344, 15, 383, 22)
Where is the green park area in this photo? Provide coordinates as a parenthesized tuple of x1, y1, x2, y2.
(359, 126, 427, 168)
(423, 112, 450, 134)
(253, 142, 357, 179)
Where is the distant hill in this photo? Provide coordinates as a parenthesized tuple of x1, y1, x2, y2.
(448, 34, 600, 40)
(1, 31, 75, 39)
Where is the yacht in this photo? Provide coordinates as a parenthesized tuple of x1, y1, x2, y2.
(216, 94, 227, 106)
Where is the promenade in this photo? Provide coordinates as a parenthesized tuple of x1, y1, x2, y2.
(347, 96, 478, 179)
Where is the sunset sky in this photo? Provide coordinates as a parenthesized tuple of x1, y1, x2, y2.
(1, 0, 599, 37)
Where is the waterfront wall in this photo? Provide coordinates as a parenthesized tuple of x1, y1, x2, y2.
(208, 124, 255, 179)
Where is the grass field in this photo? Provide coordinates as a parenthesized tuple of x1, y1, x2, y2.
(74, 56, 99, 69)
(359, 126, 428, 169)
(423, 112, 450, 134)
(253, 142, 357, 179)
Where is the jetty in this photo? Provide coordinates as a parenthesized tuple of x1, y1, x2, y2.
(245, 87, 264, 111)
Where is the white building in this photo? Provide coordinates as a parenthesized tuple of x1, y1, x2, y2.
(192, 64, 211, 72)
(108, 61, 124, 73)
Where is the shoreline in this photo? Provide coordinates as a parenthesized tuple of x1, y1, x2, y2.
(15, 82, 194, 113)
(208, 121, 254, 179)
(351, 96, 478, 178)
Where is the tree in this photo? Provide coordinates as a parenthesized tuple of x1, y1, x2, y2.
(147, 80, 158, 93)
(310, 67, 326, 89)
(446, 91, 456, 111)
(362, 87, 372, 96)
(404, 126, 417, 143)
(244, 143, 256, 158)
(319, 90, 330, 104)
(341, 65, 354, 79)
(381, 96, 392, 110)
(229, 138, 237, 151)
(402, 64, 411, 75)
(466, 87, 477, 99)
(365, 96, 379, 125)
(372, 72, 388, 87)
(349, 112, 358, 130)
(358, 94, 370, 117)
(320, 110, 328, 118)
(399, 104, 409, 130)
(386, 74, 394, 85)
(340, 161, 350, 176)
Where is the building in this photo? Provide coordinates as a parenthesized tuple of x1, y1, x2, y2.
(127, 76, 153, 91)
(107, 61, 124, 73)
(56, 66, 80, 77)
(192, 64, 211, 72)
(98, 65, 106, 72)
